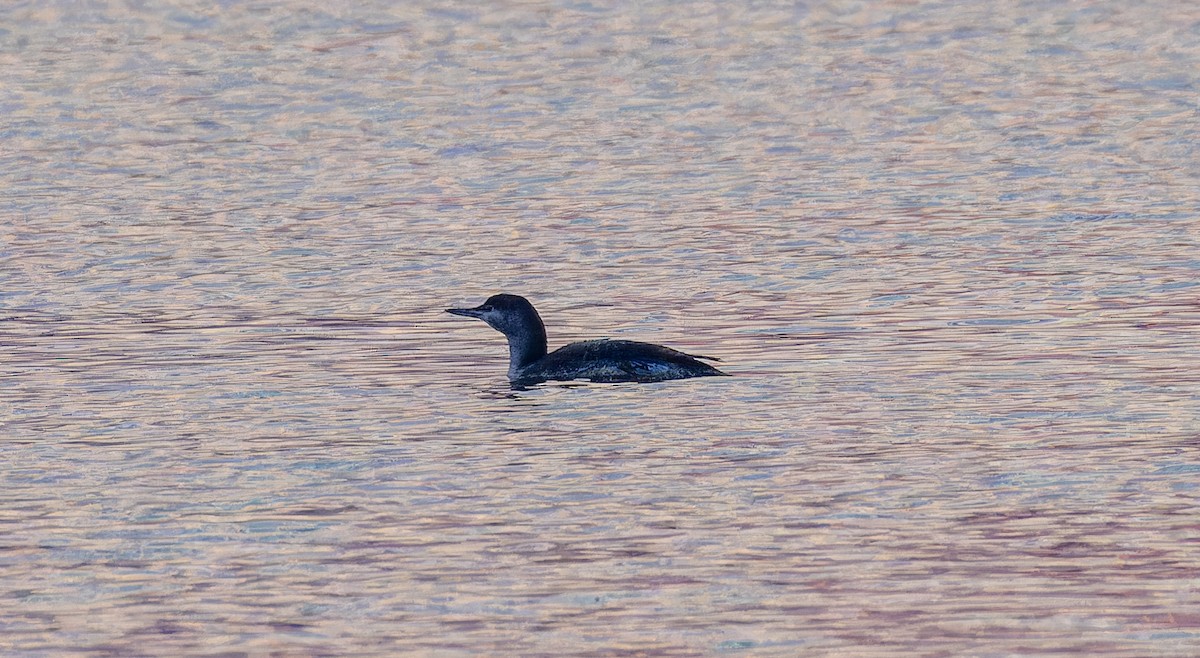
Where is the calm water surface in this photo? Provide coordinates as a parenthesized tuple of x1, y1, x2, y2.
(3, 1, 1199, 655)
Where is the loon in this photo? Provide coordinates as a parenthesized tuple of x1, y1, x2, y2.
(446, 294, 728, 385)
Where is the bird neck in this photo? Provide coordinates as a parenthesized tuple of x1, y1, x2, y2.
(504, 324, 547, 378)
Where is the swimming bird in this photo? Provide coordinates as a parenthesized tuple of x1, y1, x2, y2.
(446, 294, 728, 385)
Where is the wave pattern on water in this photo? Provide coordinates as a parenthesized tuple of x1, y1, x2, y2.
(2, 1, 1199, 656)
